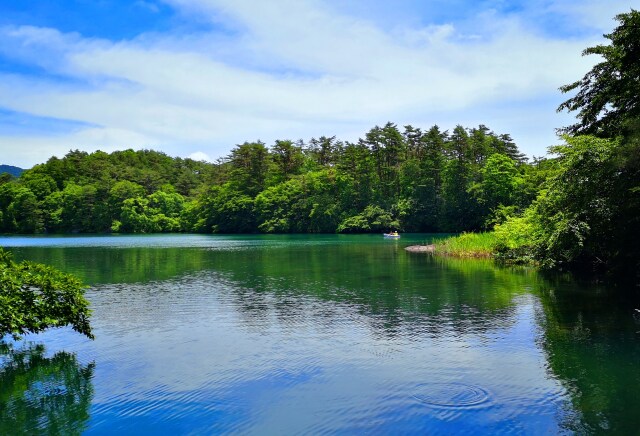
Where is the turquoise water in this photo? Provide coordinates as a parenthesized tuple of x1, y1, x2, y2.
(1, 234, 639, 434)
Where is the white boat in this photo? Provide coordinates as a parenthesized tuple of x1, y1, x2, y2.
(384, 232, 400, 239)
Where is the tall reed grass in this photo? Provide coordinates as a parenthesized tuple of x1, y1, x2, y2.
(434, 232, 498, 258)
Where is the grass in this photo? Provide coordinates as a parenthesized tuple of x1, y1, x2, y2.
(434, 232, 499, 258)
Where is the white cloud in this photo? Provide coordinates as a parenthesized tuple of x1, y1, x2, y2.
(540, 1, 635, 31)
(0, 0, 624, 167)
(188, 151, 212, 162)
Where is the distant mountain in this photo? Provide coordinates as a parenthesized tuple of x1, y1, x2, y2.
(0, 164, 24, 177)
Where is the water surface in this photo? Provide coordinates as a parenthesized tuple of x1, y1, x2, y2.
(1, 234, 639, 434)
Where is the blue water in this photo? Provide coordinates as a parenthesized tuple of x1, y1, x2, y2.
(1, 234, 639, 434)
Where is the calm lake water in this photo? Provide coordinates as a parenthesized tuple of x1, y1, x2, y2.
(1, 234, 639, 434)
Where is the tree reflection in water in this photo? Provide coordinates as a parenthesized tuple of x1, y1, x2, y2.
(537, 283, 640, 434)
(0, 341, 94, 435)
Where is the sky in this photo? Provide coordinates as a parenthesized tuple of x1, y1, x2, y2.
(0, 0, 635, 168)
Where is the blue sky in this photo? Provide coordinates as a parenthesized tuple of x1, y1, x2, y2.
(0, 0, 634, 167)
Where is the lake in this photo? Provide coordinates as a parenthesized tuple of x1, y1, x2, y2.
(1, 234, 639, 434)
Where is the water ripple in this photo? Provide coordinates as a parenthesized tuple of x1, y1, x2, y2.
(412, 382, 492, 409)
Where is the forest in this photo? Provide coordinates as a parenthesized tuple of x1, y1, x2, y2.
(0, 123, 537, 235)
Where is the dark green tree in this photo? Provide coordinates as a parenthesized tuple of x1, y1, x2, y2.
(306, 136, 339, 167)
(558, 9, 640, 137)
(336, 141, 375, 213)
(270, 139, 305, 184)
(440, 126, 479, 231)
(199, 184, 256, 233)
(228, 142, 270, 197)
(531, 136, 637, 276)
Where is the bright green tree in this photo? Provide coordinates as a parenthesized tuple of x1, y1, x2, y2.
(0, 248, 93, 340)
(479, 153, 519, 214)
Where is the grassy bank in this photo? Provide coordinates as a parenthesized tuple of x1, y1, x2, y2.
(434, 232, 498, 258)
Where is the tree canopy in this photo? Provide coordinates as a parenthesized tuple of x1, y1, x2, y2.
(490, 9, 640, 282)
(0, 124, 535, 236)
(0, 248, 93, 340)
(558, 9, 640, 138)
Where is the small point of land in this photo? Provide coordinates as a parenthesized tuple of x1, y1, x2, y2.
(405, 245, 436, 253)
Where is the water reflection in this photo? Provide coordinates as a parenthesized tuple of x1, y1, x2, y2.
(536, 281, 640, 434)
(0, 341, 94, 435)
(9, 237, 538, 336)
(3, 235, 638, 432)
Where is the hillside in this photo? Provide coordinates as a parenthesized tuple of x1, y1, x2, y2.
(0, 164, 24, 177)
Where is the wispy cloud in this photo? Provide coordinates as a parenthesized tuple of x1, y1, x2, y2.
(0, 0, 634, 167)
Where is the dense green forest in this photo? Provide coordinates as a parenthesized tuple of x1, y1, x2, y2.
(441, 10, 640, 284)
(0, 123, 542, 235)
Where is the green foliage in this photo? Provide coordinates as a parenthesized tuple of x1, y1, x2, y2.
(229, 142, 270, 197)
(0, 149, 220, 234)
(0, 248, 93, 339)
(306, 136, 339, 167)
(198, 184, 256, 233)
(491, 135, 639, 278)
(1, 123, 531, 236)
(530, 136, 625, 269)
(479, 153, 519, 213)
(558, 9, 640, 137)
(120, 197, 155, 233)
(434, 232, 498, 257)
(0, 184, 42, 233)
(482, 11, 640, 280)
(109, 180, 145, 209)
(269, 139, 304, 184)
(20, 172, 57, 201)
(255, 170, 343, 233)
(337, 205, 399, 233)
(0, 342, 94, 434)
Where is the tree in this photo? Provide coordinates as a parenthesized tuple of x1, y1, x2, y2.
(497, 135, 639, 281)
(440, 126, 478, 231)
(362, 123, 406, 204)
(119, 197, 155, 233)
(198, 184, 256, 233)
(558, 9, 640, 137)
(403, 125, 446, 230)
(531, 136, 638, 277)
(0, 184, 43, 233)
(552, 9, 640, 281)
(336, 141, 375, 212)
(307, 136, 339, 167)
(20, 172, 57, 201)
(58, 184, 102, 232)
(270, 139, 304, 183)
(337, 205, 400, 233)
(0, 248, 93, 340)
(228, 142, 270, 197)
(478, 153, 519, 215)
